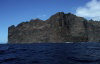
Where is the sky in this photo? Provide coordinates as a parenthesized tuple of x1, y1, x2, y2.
(0, 0, 100, 43)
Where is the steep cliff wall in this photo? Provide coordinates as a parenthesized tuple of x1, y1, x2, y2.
(8, 12, 100, 43)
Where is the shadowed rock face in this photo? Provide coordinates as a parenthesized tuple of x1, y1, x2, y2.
(8, 12, 100, 43)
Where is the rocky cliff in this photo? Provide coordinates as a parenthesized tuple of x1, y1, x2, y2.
(8, 12, 100, 43)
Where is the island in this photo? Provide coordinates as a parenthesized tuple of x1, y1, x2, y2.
(8, 12, 100, 43)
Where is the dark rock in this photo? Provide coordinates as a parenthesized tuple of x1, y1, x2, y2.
(8, 12, 100, 43)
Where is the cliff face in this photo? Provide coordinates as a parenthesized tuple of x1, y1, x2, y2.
(8, 12, 100, 43)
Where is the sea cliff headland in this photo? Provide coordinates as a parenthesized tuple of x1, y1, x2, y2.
(8, 12, 100, 43)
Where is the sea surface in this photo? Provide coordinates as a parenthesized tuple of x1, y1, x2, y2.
(0, 42, 100, 64)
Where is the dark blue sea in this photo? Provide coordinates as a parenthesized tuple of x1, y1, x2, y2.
(0, 42, 100, 64)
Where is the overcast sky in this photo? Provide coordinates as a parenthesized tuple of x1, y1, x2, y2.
(0, 0, 99, 43)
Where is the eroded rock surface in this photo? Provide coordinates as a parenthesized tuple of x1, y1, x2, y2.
(8, 12, 100, 43)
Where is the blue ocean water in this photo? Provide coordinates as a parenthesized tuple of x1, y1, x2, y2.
(0, 42, 100, 64)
